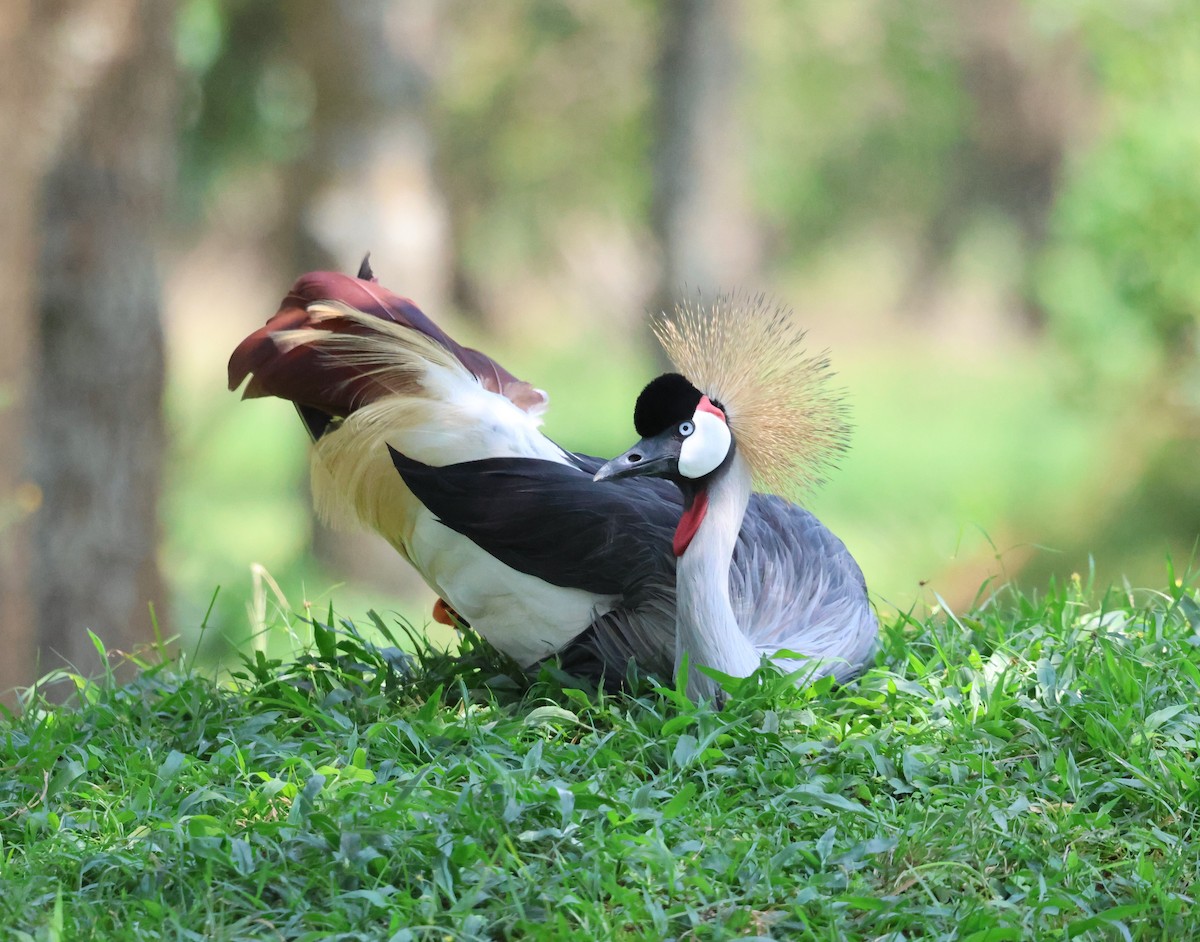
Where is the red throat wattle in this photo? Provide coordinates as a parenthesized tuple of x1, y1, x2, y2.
(673, 489, 709, 557)
(672, 395, 723, 555)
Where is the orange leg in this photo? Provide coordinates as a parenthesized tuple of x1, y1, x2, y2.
(432, 598, 467, 627)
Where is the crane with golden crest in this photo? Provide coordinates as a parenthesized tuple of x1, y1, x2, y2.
(229, 259, 877, 699)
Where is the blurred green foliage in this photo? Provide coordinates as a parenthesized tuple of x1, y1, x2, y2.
(435, 2, 655, 276)
(176, 0, 1200, 359)
(176, 1, 302, 214)
(746, 1, 966, 251)
(170, 0, 1200, 650)
(1037, 0, 1200, 388)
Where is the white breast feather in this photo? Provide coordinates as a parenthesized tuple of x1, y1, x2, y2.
(408, 507, 617, 666)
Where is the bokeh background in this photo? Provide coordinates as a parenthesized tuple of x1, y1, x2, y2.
(1, 0, 1198, 694)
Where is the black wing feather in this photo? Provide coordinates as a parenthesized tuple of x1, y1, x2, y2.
(389, 448, 680, 596)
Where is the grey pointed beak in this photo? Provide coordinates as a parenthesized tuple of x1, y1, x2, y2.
(593, 432, 680, 483)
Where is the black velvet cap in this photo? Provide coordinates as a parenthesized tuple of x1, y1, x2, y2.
(633, 373, 705, 438)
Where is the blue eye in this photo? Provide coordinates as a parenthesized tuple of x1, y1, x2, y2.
(679, 421, 694, 436)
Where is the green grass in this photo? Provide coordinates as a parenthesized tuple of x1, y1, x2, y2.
(4, 575, 1200, 941)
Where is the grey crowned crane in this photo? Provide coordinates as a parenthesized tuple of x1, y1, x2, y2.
(592, 302, 877, 698)
(228, 261, 877, 697)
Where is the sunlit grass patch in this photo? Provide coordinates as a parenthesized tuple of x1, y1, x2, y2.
(3, 575, 1199, 940)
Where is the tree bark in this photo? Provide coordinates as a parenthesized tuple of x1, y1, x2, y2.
(27, 0, 175, 685)
(0, 3, 39, 695)
(651, 0, 760, 363)
(0, 0, 148, 696)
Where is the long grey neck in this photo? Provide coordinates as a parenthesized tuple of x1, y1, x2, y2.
(675, 450, 761, 700)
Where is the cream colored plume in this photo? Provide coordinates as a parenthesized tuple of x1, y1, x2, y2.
(302, 301, 465, 398)
(654, 294, 850, 497)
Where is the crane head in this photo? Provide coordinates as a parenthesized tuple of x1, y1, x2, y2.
(593, 373, 732, 485)
(652, 295, 850, 498)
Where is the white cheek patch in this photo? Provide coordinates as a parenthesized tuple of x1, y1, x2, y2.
(678, 409, 731, 479)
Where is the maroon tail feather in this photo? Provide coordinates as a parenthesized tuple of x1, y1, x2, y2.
(228, 270, 546, 418)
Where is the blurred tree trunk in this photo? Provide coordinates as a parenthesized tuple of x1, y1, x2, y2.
(26, 0, 175, 687)
(278, 0, 451, 592)
(901, 0, 1091, 329)
(290, 0, 449, 308)
(0, 3, 44, 698)
(0, 0, 152, 696)
(651, 0, 760, 363)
